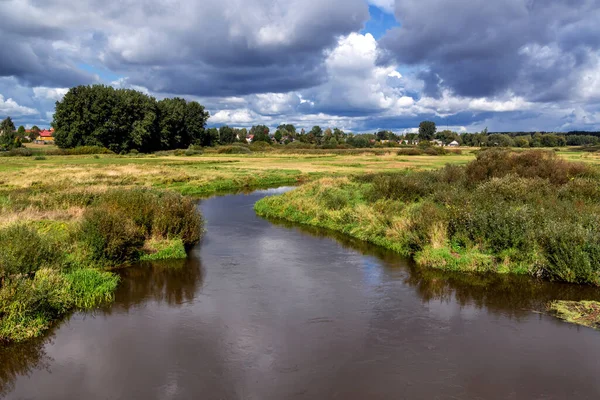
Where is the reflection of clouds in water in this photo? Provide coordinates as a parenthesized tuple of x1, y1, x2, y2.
(425, 300, 482, 323)
(361, 256, 383, 287)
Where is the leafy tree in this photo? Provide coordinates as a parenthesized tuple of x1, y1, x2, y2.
(0, 117, 19, 149)
(52, 85, 210, 152)
(219, 125, 236, 144)
(274, 130, 283, 143)
(309, 126, 323, 144)
(418, 121, 436, 141)
(277, 124, 296, 136)
(185, 101, 209, 146)
(250, 125, 270, 143)
(157, 98, 188, 150)
(30, 125, 40, 141)
(201, 128, 220, 147)
(17, 126, 26, 138)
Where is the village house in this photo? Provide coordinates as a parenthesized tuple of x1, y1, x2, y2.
(36, 128, 55, 144)
(448, 140, 460, 147)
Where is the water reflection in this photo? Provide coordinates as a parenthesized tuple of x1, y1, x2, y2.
(269, 217, 600, 317)
(106, 257, 204, 312)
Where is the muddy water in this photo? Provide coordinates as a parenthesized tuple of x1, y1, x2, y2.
(2, 188, 600, 399)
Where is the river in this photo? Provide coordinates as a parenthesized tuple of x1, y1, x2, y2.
(1, 188, 600, 399)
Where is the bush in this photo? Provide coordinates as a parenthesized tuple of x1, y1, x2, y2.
(397, 148, 423, 156)
(466, 149, 595, 185)
(0, 148, 33, 157)
(77, 189, 203, 264)
(79, 208, 145, 264)
(34, 156, 46, 160)
(150, 192, 203, 246)
(249, 141, 273, 152)
(217, 145, 252, 154)
(46, 146, 113, 156)
(0, 225, 60, 278)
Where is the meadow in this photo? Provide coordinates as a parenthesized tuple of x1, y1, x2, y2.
(2, 146, 600, 339)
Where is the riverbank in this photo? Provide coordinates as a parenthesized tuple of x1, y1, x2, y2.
(0, 188, 202, 342)
(255, 150, 600, 285)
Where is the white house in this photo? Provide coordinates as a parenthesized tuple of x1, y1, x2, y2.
(448, 140, 460, 147)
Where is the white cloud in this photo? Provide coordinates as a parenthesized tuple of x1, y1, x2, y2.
(33, 87, 69, 101)
(0, 94, 38, 116)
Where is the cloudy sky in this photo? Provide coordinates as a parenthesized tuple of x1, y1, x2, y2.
(1, 0, 600, 132)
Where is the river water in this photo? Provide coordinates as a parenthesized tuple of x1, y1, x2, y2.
(2, 188, 600, 399)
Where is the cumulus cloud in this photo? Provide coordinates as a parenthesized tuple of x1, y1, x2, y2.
(379, 0, 600, 103)
(0, 94, 37, 116)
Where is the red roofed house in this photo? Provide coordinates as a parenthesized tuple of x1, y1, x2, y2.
(36, 128, 55, 144)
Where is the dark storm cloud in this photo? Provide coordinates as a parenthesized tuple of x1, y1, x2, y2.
(380, 0, 600, 101)
(1, 0, 369, 96)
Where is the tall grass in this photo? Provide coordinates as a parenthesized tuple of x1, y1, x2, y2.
(256, 150, 600, 285)
(0, 188, 203, 342)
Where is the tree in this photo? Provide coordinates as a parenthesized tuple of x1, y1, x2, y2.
(308, 125, 323, 144)
(185, 101, 209, 146)
(0, 117, 19, 149)
(53, 85, 209, 152)
(30, 125, 40, 141)
(418, 121, 436, 141)
(219, 125, 236, 144)
(17, 126, 26, 138)
(274, 130, 283, 143)
(250, 125, 270, 143)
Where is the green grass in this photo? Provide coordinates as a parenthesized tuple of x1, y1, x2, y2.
(140, 238, 187, 261)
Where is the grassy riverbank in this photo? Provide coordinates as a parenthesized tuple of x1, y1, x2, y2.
(256, 150, 600, 285)
(0, 188, 202, 342)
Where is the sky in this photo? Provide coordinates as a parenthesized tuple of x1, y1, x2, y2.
(1, 0, 600, 133)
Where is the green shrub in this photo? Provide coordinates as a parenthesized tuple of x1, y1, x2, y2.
(249, 141, 273, 152)
(47, 146, 113, 156)
(0, 225, 60, 278)
(466, 149, 595, 185)
(33, 156, 46, 160)
(217, 145, 252, 154)
(397, 148, 423, 156)
(79, 208, 145, 264)
(151, 192, 203, 246)
(0, 148, 33, 157)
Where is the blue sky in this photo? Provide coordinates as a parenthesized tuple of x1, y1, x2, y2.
(1, 0, 600, 133)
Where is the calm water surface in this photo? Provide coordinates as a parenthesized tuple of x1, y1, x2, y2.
(2, 188, 600, 399)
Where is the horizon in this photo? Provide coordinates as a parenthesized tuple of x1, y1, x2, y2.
(1, 1, 600, 132)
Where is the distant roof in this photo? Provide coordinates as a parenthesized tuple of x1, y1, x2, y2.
(39, 129, 53, 137)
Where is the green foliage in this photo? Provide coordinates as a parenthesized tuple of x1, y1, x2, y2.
(250, 125, 270, 143)
(0, 268, 118, 342)
(0, 117, 19, 150)
(217, 145, 252, 154)
(79, 208, 145, 264)
(64, 269, 119, 309)
(0, 225, 60, 279)
(219, 125, 236, 144)
(418, 121, 436, 140)
(53, 85, 208, 152)
(140, 239, 187, 261)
